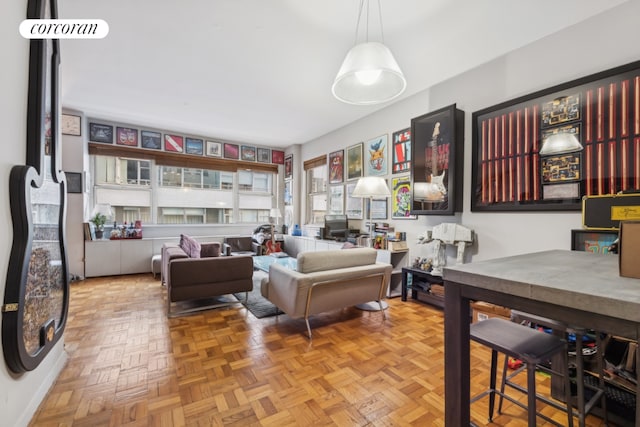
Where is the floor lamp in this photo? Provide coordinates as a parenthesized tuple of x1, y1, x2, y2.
(352, 176, 391, 311)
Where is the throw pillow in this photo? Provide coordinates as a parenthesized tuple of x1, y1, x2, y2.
(179, 234, 201, 258)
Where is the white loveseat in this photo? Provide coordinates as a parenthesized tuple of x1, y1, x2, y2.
(260, 247, 392, 338)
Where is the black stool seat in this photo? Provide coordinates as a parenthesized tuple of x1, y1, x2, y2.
(470, 317, 574, 427)
(471, 317, 567, 364)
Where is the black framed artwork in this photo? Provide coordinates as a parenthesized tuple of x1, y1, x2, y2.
(472, 59, 640, 212)
(65, 172, 82, 193)
(89, 122, 113, 144)
(4, 0, 69, 373)
(141, 130, 161, 150)
(410, 104, 464, 215)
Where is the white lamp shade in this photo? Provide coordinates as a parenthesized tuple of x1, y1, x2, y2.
(92, 203, 113, 218)
(269, 208, 282, 218)
(352, 176, 391, 198)
(332, 42, 406, 105)
(539, 133, 583, 155)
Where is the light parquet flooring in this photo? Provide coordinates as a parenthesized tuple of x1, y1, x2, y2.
(29, 273, 612, 426)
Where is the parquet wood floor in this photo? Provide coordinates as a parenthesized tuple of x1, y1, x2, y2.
(29, 274, 612, 426)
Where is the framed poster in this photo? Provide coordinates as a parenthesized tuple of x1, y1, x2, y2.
(65, 172, 82, 193)
(272, 150, 285, 164)
(472, 59, 640, 212)
(329, 149, 344, 183)
(61, 114, 81, 136)
(392, 127, 411, 174)
(364, 134, 388, 176)
(224, 143, 239, 159)
(284, 180, 293, 205)
(391, 175, 417, 219)
(241, 145, 256, 161)
(345, 182, 363, 219)
(89, 122, 113, 143)
(284, 154, 293, 179)
(185, 137, 204, 155)
(141, 130, 161, 149)
(164, 134, 184, 152)
(366, 198, 388, 220)
(411, 104, 464, 215)
(206, 140, 222, 157)
(329, 185, 344, 214)
(346, 142, 363, 180)
(116, 127, 138, 147)
(257, 147, 270, 163)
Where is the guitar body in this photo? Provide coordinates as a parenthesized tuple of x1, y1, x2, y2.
(265, 239, 282, 255)
(427, 170, 447, 201)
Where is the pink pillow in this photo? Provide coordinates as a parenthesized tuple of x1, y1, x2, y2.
(179, 234, 201, 258)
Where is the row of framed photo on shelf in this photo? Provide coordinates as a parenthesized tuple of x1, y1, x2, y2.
(85, 120, 285, 164)
(285, 175, 417, 221)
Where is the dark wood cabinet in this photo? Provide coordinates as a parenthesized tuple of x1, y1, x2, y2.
(401, 267, 444, 308)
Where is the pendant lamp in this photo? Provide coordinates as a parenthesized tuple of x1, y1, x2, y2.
(332, 0, 406, 105)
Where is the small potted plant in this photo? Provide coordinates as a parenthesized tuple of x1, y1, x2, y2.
(89, 212, 107, 239)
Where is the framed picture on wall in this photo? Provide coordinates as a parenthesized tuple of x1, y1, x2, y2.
(206, 140, 222, 157)
(116, 127, 138, 147)
(185, 137, 204, 155)
(284, 154, 293, 179)
(284, 180, 293, 205)
(391, 175, 417, 219)
(392, 127, 411, 173)
(61, 114, 81, 136)
(346, 142, 363, 180)
(272, 150, 285, 164)
(89, 123, 113, 143)
(364, 134, 388, 176)
(65, 172, 82, 194)
(257, 147, 270, 163)
(471, 59, 640, 212)
(141, 130, 162, 149)
(224, 143, 239, 159)
(329, 149, 344, 183)
(164, 134, 184, 152)
(329, 185, 344, 214)
(366, 198, 388, 220)
(571, 229, 618, 253)
(345, 182, 363, 219)
(241, 145, 257, 161)
(411, 104, 465, 215)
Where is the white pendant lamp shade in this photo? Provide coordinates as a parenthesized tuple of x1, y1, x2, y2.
(332, 41, 406, 105)
(539, 132, 583, 155)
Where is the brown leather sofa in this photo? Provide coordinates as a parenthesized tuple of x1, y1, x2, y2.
(162, 242, 254, 316)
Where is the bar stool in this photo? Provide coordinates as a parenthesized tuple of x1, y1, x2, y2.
(508, 310, 607, 427)
(470, 317, 574, 427)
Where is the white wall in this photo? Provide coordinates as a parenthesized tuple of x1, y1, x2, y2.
(302, 1, 640, 262)
(0, 1, 68, 426)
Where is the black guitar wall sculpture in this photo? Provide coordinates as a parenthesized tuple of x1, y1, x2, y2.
(2, 0, 69, 373)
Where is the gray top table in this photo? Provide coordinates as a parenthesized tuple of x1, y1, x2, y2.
(442, 249, 640, 426)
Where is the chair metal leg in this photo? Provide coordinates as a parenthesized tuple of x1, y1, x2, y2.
(575, 332, 585, 427)
(564, 343, 575, 427)
(305, 317, 312, 340)
(527, 362, 537, 427)
(488, 350, 498, 422)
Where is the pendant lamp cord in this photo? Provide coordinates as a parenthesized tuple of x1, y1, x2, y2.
(354, 0, 385, 45)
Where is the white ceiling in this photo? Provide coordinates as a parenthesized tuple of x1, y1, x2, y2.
(59, 0, 626, 148)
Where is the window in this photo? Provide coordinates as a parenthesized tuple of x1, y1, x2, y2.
(92, 154, 276, 225)
(306, 164, 327, 224)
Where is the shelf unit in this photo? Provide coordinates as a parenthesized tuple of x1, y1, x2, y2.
(401, 267, 445, 308)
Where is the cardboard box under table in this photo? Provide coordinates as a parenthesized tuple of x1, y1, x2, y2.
(471, 301, 511, 323)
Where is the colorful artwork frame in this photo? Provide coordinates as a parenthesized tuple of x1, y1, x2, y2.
(346, 142, 363, 181)
(411, 104, 464, 215)
(241, 145, 257, 162)
(185, 137, 204, 155)
(224, 143, 239, 159)
(472, 59, 640, 212)
(329, 149, 344, 184)
(116, 127, 138, 147)
(284, 154, 293, 179)
(392, 127, 411, 174)
(391, 175, 417, 219)
(571, 229, 618, 254)
(272, 150, 285, 164)
(164, 134, 184, 153)
(364, 134, 388, 176)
